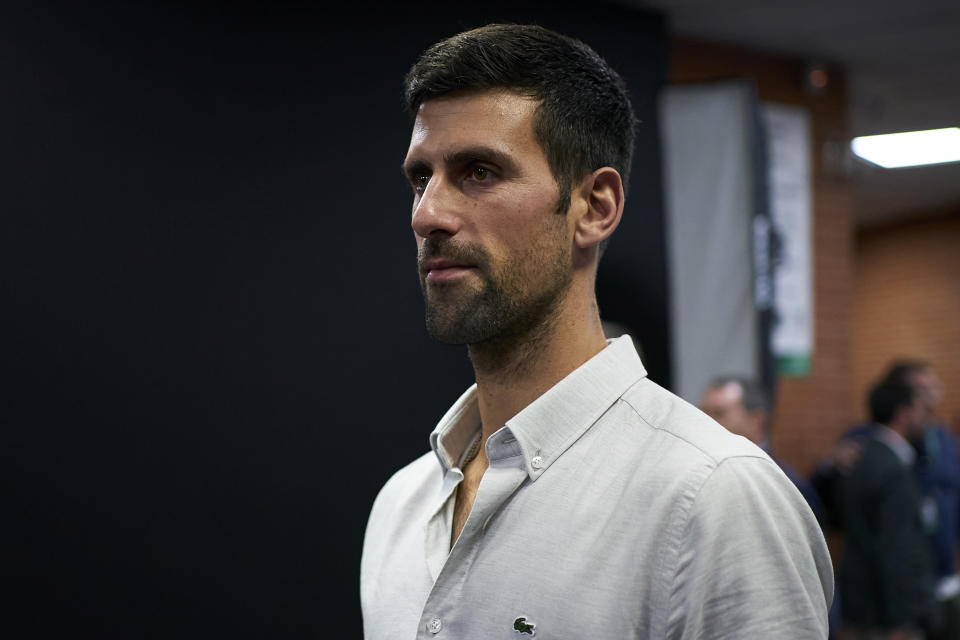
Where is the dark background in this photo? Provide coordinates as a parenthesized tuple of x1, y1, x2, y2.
(4, 1, 667, 636)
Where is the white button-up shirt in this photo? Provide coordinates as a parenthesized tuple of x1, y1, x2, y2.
(361, 336, 833, 639)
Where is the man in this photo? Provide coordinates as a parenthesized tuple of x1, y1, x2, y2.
(891, 361, 960, 640)
(361, 24, 832, 638)
(839, 379, 937, 639)
(815, 361, 960, 640)
(700, 375, 825, 525)
(701, 375, 836, 637)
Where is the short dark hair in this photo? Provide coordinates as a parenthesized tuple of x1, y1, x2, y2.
(881, 358, 931, 386)
(868, 379, 915, 426)
(707, 375, 770, 413)
(403, 23, 637, 215)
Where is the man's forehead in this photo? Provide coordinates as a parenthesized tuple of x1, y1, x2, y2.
(408, 91, 538, 146)
(909, 367, 939, 383)
(405, 91, 546, 169)
(707, 382, 745, 406)
(416, 88, 538, 116)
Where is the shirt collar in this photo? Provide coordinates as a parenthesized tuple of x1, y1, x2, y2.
(429, 384, 482, 474)
(874, 423, 916, 467)
(429, 335, 647, 480)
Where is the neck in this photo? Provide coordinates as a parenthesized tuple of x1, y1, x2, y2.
(468, 284, 608, 440)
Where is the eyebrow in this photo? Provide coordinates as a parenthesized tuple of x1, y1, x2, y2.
(401, 145, 519, 179)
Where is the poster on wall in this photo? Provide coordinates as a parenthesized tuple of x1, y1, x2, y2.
(761, 103, 814, 376)
(660, 81, 761, 402)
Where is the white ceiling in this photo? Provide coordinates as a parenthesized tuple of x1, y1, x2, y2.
(631, 0, 960, 227)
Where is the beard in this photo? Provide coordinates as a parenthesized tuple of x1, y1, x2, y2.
(417, 228, 572, 346)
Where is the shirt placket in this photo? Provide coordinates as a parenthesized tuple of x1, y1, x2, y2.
(417, 433, 528, 638)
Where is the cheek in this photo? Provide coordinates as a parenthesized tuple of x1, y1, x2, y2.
(480, 185, 568, 257)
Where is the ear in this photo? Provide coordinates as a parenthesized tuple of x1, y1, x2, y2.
(573, 167, 625, 250)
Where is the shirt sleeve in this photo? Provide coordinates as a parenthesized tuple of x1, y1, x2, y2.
(665, 456, 834, 639)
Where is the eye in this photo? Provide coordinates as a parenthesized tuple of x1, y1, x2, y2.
(470, 166, 492, 181)
(411, 173, 430, 192)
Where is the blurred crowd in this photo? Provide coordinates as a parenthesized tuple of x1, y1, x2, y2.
(700, 360, 958, 640)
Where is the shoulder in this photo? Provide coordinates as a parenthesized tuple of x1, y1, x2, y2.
(610, 381, 832, 628)
(363, 451, 440, 556)
(608, 377, 801, 526)
(361, 451, 438, 571)
(931, 423, 960, 450)
(773, 457, 823, 509)
(617, 377, 768, 465)
(849, 438, 910, 491)
(692, 454, 821, 525)
(611, 378, 824, 547)
(858, 437, 904, 471)
(845, 423, 875, 440)
(368, 450, 438, 519)
(664, 452, 833, 637)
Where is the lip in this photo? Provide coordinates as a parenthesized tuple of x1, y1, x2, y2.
(423, 258, 476, 283)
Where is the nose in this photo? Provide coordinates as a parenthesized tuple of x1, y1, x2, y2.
(411, 174, 464, 239)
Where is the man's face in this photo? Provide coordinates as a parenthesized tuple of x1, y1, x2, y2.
(700, 382, 765, 446)
(403, 90, 573, 345)
(907, 367, 944, 423)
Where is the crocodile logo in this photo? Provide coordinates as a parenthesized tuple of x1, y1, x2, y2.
(513, 616, 536, 635)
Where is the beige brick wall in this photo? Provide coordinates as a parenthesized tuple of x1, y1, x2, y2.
(772, 182, 857, 476)
(851, 212, 960, 432)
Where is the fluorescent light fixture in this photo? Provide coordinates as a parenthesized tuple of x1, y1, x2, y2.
(851, 127, 960, 168)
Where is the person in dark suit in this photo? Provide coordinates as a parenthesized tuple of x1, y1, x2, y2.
(839, 378, 936, 640)
(815, 360, 960, 640)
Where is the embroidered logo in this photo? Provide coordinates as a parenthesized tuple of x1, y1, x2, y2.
(513, 616, 536, 635)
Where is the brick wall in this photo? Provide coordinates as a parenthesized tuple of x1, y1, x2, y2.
(670, 38, 857, 476)
(852, 211, 960, 431)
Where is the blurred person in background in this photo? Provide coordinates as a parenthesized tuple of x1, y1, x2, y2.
(838, 378, 936, 640)
(813, 360, 960, 640)
(700, 375, 825, 524)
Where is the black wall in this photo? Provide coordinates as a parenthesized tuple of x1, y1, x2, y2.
(4, 2, 667, 637)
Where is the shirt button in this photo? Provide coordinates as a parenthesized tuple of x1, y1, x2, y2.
(428, 617, 442, 634)
(531, 455, 544, 470)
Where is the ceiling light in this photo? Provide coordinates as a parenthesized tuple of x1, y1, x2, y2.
(851, 127, 960, 168)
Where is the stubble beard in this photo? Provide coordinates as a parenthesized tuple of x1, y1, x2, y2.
(418, 230, 573, 351)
